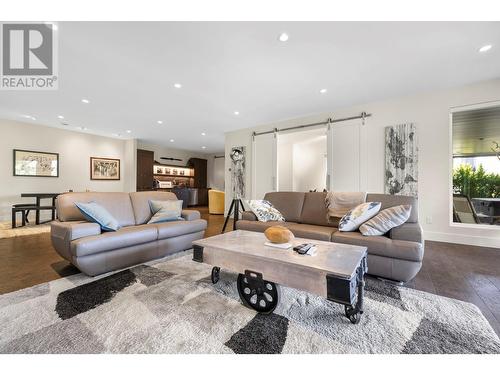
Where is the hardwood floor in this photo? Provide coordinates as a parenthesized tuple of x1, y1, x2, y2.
(0, 206, 498, 336)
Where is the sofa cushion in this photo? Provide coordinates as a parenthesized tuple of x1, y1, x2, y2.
(299, 192, 338, 227)
(57, 192, 136, 227)
(332, 231, 423, 262)
(129, 191, 178, 225)
(71, 225, 158, 257)
(155, 219, 207, 240)
(263, 192, 305, 222)
(366, 193, 418, 223)
(286, 223, 337, 242)
(236, 220, 295, 233)
(389, 222, 423, 244)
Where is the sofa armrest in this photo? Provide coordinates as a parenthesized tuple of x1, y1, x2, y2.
(51, 220, 101, 241)
(389, 222, 423, 244)
(51, 220, 101, 261)
(181, 210, 201, 221)
(241, 211, 257, 221)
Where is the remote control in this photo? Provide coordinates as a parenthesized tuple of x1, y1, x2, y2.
(293, 243, 313, 254)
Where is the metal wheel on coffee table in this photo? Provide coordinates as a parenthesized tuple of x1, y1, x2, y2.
(211, 267, 220, 284)
(237, 272, 279, 314)
(344, 305, 361, 324)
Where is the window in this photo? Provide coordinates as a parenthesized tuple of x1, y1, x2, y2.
(451, 104, 500, 226)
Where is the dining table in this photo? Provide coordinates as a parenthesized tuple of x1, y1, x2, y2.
(20, 193, 61, 224)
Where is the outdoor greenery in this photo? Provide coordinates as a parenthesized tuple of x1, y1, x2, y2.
(453, 163, 500, 198)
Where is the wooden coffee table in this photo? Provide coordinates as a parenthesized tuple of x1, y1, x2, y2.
(192, 230, 368, 324)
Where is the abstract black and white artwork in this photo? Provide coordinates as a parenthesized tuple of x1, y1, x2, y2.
(13, 149, 59, 177)
(230, 146, 246, 199)
(385, 123, 418, 197)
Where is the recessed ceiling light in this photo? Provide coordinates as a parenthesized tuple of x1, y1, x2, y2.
(57, 115, 64, 119)
(173, 83, 182, 89)
(201, 132, 206, 136)
(21, 114, 36, 120)
(234, 111, 240, 116)
(126, 130, 132, 134)
(157, 120, 163, 124)
(169, 139, 175, 142)
(278, 33, 289, 42)
(81, 99, 90, 104)
(479, 44, 492, 52)
(202, 146, 206, 149)
(112, 133, 120, 137)
(320, 88, 328, 94)
(79, 126, 88, 130)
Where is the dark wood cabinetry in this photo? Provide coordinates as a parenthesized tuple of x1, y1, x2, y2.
(187, 158, 208, 205)
(187, 158, 207, 189)
(136, 149, 154, 191)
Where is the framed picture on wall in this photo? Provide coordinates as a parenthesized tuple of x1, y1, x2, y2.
(90, 157, 120, 180)
(13, 149, 59, 177)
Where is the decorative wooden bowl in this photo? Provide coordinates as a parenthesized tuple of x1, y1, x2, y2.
(264, 225, 294, 244)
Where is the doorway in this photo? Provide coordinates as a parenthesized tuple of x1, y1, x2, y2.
(277, 128, 327, 192)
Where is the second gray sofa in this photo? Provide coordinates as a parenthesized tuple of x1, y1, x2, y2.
(236, 192, 424, 282)
(51, 191, 207, 276)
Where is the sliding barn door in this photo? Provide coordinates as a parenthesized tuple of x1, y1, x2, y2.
(252, 132, 277, 199)
(327, 118, 365, 192)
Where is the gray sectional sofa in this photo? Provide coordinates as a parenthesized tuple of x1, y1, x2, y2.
(51, 191, 207, 276)
(236, 192, 424, 282)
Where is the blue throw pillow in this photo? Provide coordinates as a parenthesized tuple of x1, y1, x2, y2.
(148, 200, 184, 224)
(74, 202, 120, 231)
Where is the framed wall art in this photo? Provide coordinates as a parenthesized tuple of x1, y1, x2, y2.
(90, 157, 121, 180)
(13, 149, 59, 177)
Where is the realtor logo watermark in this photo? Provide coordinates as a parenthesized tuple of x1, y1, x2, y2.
(1, 22, 58, 90)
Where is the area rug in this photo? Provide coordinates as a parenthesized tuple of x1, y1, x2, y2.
(0, 221, 51, 239)
(0, 251, 499, 354)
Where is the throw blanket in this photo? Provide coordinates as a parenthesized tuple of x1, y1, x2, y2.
(325, 191, 366, 221)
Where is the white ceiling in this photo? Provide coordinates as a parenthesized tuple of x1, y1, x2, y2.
(1, 21, 500, 153)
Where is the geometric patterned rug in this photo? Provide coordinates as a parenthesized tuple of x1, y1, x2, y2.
(1, 251, 499, 354)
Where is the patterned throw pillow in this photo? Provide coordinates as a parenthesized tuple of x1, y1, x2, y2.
(246, 200, 285, 222)
(147, 200, 184, 224)
(359, 205, 412, 236)
(338, 202, 381, 232)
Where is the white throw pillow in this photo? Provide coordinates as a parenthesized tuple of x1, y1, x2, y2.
(246, 200, 285, 222)
(359, 204, 412, 236)
(338, 202, 381, 232)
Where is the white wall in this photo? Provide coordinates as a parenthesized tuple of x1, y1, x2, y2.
(224, 78, 500, 248)
(0, 119, 132, 221)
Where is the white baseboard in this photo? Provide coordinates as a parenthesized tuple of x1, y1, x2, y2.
(425, 230, 500, 249)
